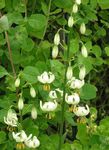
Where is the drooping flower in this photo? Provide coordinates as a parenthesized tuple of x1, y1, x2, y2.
(31, 107, 37, 120)
(37, 71, 55, 84)
(65, 93, 80, 105)
(52, 45, 59, 59)
(12, 130, 32, 143)
(4, 109, 18, 127)
(54, 33, 60, 45)
(40, 100, 57, 112)
(49, 90, 57, 99)
(15, 77, 20, 88)
(68, 77, 84, 89)
(66, 66, 73, 80)
(30, 87, 36, 98)
(75, 0, 81, 5)
(73, 105, 90, 116)
(25, 136, 40, 148)
(80, 23, 86, 34)
(79, 65, 86, 80)
(81, 45, 88, 57)
(18, 97, 24, 110)
(68, 16, 74, 28)
(72, 3, 78, 13)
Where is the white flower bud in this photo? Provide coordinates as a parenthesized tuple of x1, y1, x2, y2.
(52, 45, 58, 58)
(54, 33, 60, 45)
(72, 3, 78, 13)
(79, 66, 86, 80)
(30, 87, 36, 98)
(75, 0, 81, 5)
(18, 97, 24, 110)
(15, 78, 20, 87)
(81, 45, 88, 57)
(80, 23, 86, 34)
(31, 107, 37, 119)
(66, 66, 73, 80)
(68, 16, 74, 28)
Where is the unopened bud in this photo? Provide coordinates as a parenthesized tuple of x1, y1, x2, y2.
(72, 3, 78, 13)
(18, 97, 24, 110)
(54, 33, 60, 45)
(75, 0, 81, 5)
(80, 23, 86, 34)
(15, 78, 20, 87)
(30, 87, 36, 98)
(66, 66, 73, 80)
(31, 107, 37, 119)
(79, 65, 86, 80)
(68, 16, 74, 28)
(52, 45, 58, 58)
(81, 45, 88, 57)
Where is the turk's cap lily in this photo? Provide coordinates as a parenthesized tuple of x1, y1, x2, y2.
(68, 16, 74, 28)
(72, 3, 78, 13)
(65, 93, 80, 105)
(79, 65, 86, 80)
(66, 66, 73, 80)
(73, 105, 90, 117)
(81, 45, 88, 58)
(31, 107, 37, 120)
(15, 77, 20, 88)
(55, 88, 63, 97)
(30, 87, 36, 98)
(18, 97, 24, 110)
(4, 109, 18, 127)
(25, 136, 40, 148)
(52, 45, 59, 59)
(49, 90, 57, 99)
(40, 100, 58, 112)
(12, 130, 32, 143)
(68, 77, 85, 89)
(80, 23, 86, 34)
(54, 32, 60, 46)
(75, 0, 81, 5)
(37, 71, 55, 84)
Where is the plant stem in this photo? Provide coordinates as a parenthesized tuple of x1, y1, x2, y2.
(5, 31, 16, 79)
(42, 0, 52, 40)
(58, 28, 72, 150)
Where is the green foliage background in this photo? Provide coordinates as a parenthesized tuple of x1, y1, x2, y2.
(0, 0, 109, 150)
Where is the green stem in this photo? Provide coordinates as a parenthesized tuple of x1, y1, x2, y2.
(58, 28, 72, 150)
(42, 0, 52, 40)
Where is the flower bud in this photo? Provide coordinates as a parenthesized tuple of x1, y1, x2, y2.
(72, 3, 78, 13)
(79, 65, 86, 80)
(66, 66, 73, 80)
(18, 97, 24, 110)
(31, 107, 37, 119)
(68, 16, 74, 28)
(15, 78, 20, 87)
(75, 0, 81, 5)
(52, 45, 58, 58)
(30, 87, 36, 98)
(81, 45, 88, 57)
(54, 33, 60, 45)
(80, 23, 86, 34)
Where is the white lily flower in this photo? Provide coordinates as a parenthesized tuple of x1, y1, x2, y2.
(18, 97, 24, 110)
(55, 88, 63, 97)
(4, 109, 18, 127)
(15, 77, 20, 88)
(68, 16, 74, 28)
(52, 45, 59, 59)
(72, 3, 78, 13)
(66, 66, 73, 80)
(68, 77, 84, 89)
(30, 87, 36, 98)
(12, 130, 32, 143)
(25, 136, 40, 148)
(79, 65, 86, 80)
(49, 90, 57, 99)
(37, 71, 55, 84)
(73, 105, 90, 116)
(80, 23, 86, 34)
(75, 0, 81, 5)
(81, 45, 88, 57)
(54, 33, 60, 45)
(31, 107, 37, 120)
(40, 100, 57, 112)
(65, 93, 80, 105)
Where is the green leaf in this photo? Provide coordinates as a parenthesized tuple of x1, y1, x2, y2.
(98, 0, 109, 9)
(54, 0, 72, 8)
(105, 47, 109, 56)
(92, 45, 101, 57)
(0, 15, 9, 32)
(80, 83, 97, 100)
(0, 0, 5, 9)
(21, 38, 34, 52)
(69, 38, 79, 55)
(0, 131, 6, 144)
(0, 66, 8, 78)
